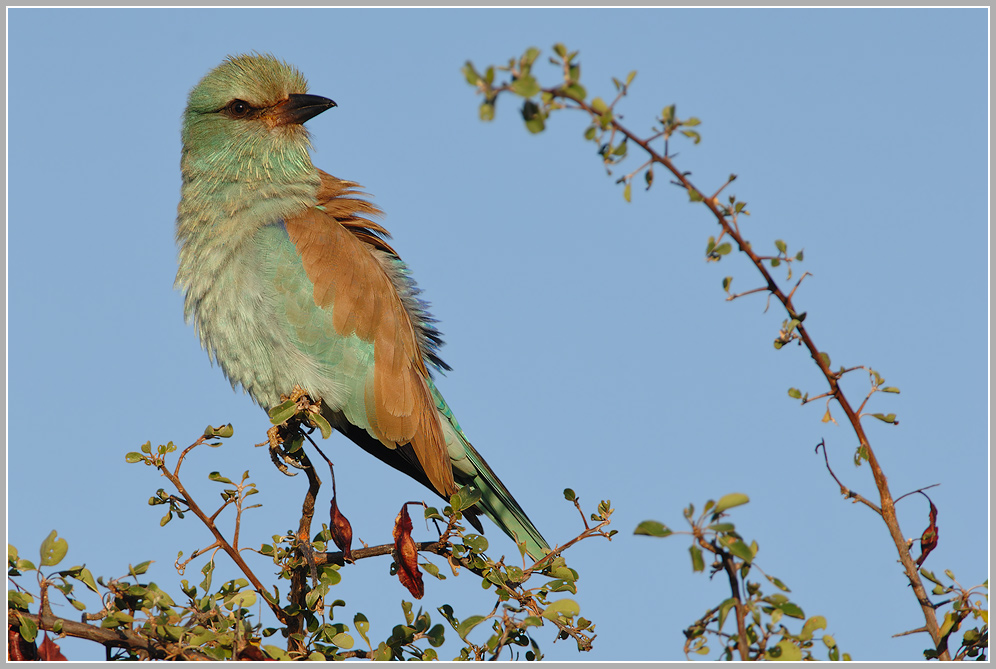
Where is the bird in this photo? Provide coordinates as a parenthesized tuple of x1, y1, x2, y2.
(175, 54, 549, 561)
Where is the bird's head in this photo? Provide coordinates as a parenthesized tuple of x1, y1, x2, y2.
(181, 54, 335, 181)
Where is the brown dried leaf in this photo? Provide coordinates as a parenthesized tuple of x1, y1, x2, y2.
(330, 495, 353, 563)
(38, 634, 67, 661)
(8, 623, 38, 661)
(916, 497, 939, 568)
(393, 504, 424, 599)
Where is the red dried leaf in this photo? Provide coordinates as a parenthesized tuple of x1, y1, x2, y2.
(38, 634, 67, 661)
(916, 498, 939, 568)
(7, 623, 38, 661)
(330, 494, 353, 563)
(393, 504, 424, 599)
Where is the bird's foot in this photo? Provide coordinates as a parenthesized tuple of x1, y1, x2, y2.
(267, 424, 308, 476)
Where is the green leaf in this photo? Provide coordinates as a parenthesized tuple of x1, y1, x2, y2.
(125, 452, 145, 464)
(689, 545, 705, 572)
(681, 129, 701, 144)
(714, 493, 749, 514)
(310, 412, 333, 439)
(479, 102, 495, 122)
(204, 424, 233, 438)
(591, 97, 608, 115)
(722, 276, 732, 292)
(541, 598, 579, 621)
(353, 613, 370, 646)
(714, 242, 732, 256)
(870, 413, 897, 423)
(462, 61, 480, 86)
(520, 47, 540, 68)
(208, 472, 233, 485)
(427, 623, 445, 647)
(263, 645, 291, 661)
(522, 101, 546, 134)
(17, 613, 38, 643)
(553, 43, 567, 58)
(779, 602, 805, 619)
(775, 239, 787, 254)
(634, 520, 672, 537)
(462, 534, 489, 554)
(766, 639, 802, 661)
(268, 400, 297, 425)
(421, 560, 443, 580)
(625, 70, 637, 86)
(800, 615, 827, 640)
(708, 522, 735, 532)
(331, 632, 353, 649)
(583, 126, 597, 141)
(140, 441, 152, 454)
(229, 590, 256, 610)
(8, 591, 33, 609)
(510, 75, 540, 98)
(788, 388, 802, 399)
(623, 183, 632, 203)
(457, 615, 486, 639)
(717, 597, 737, 631)
(725, 538, 754, 564)
(881, 386, 901, 394)
(661, 104, 675, 123)
(817, 352, 831, 368)
(563, 83, 586, 100)
(795, 250, 805, 261)
(130, 560, 152, 575)
(39, 531, 68, 567)
(451, 486, 482, 512)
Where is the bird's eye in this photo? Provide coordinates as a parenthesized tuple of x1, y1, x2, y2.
(227, 100, 252, 118)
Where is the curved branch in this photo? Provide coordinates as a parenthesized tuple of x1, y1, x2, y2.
(8, 609, 214, 661)
(534, 84, 945, 656)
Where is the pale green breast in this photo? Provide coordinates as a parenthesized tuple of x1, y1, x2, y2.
(192, 222, 377, 436)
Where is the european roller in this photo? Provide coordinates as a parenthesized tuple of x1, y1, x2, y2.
(175, 54, 549, 561)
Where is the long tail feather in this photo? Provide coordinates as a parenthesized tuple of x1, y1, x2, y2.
(459, 439, 550, 562)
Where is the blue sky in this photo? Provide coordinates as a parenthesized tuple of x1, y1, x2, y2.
(7, 7, 988, 661)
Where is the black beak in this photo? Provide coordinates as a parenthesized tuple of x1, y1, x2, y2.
(273, 94, 337, 126)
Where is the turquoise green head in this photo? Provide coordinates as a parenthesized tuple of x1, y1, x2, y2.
(181, 54, 335, 180)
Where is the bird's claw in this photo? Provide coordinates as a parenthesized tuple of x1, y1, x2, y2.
(267, 424, 308, 476)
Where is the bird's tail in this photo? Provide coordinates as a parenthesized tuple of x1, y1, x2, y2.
(426, 381, 550, 562)
(457, 437, 550, 563)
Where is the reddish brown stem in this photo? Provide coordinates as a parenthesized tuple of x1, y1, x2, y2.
(545, 88, 945, 656)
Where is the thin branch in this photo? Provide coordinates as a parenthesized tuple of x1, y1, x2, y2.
(702, 537, 749, 660)
(785, 271, 812, 302)
(9, 608, 215, 661)
(537, 86, 946, 655)
(894, 484, 941, 505)
(158, 443, 286, 625)
(725, 286, 769, 301)
(815, 440, 882, 515)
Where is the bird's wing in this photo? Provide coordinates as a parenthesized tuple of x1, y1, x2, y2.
(283, 170, 456, 497)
